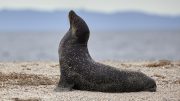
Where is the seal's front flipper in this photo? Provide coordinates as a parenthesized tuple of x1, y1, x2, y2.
(55, 71, 82, 92)
(55, 74, 74, 92)
(54, 84, 74, 92)
(54, 80, 74, 92)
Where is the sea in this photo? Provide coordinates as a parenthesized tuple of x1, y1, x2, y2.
(0, 31, 180, 61)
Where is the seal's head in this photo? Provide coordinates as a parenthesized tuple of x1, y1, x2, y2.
(68, 10, 90, 44)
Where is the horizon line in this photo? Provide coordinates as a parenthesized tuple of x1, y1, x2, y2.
(0, 9, 180, 17)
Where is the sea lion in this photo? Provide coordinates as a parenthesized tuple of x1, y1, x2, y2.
(56, 10, 156, 92)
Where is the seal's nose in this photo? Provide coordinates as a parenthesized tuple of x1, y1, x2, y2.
(69, 10, 76, 18)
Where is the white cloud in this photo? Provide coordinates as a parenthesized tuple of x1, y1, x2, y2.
(0, 0, 180, 16)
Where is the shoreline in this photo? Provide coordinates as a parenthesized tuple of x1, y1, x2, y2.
(0, 61, 180, 101)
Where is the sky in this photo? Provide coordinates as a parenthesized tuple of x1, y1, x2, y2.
(0, 0, 180, 16)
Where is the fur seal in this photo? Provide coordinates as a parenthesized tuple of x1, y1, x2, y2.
(56, 10, 156, 92)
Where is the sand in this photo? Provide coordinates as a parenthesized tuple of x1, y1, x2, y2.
(0, 61, 180, 101)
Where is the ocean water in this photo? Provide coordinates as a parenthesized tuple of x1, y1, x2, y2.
(0, 31, 180, 61)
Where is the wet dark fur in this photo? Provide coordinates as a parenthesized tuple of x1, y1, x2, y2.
(56, 10, 156, 92)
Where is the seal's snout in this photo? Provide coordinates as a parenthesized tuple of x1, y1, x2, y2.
(69, 10, 76, 19)
(69, 10, 76, 16)
(68, 10, 78, 26)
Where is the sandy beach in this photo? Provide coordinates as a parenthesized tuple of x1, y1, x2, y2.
(0, 61, 180, 101)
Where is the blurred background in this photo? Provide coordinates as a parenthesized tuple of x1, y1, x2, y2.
(0, 0, 180, 61)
